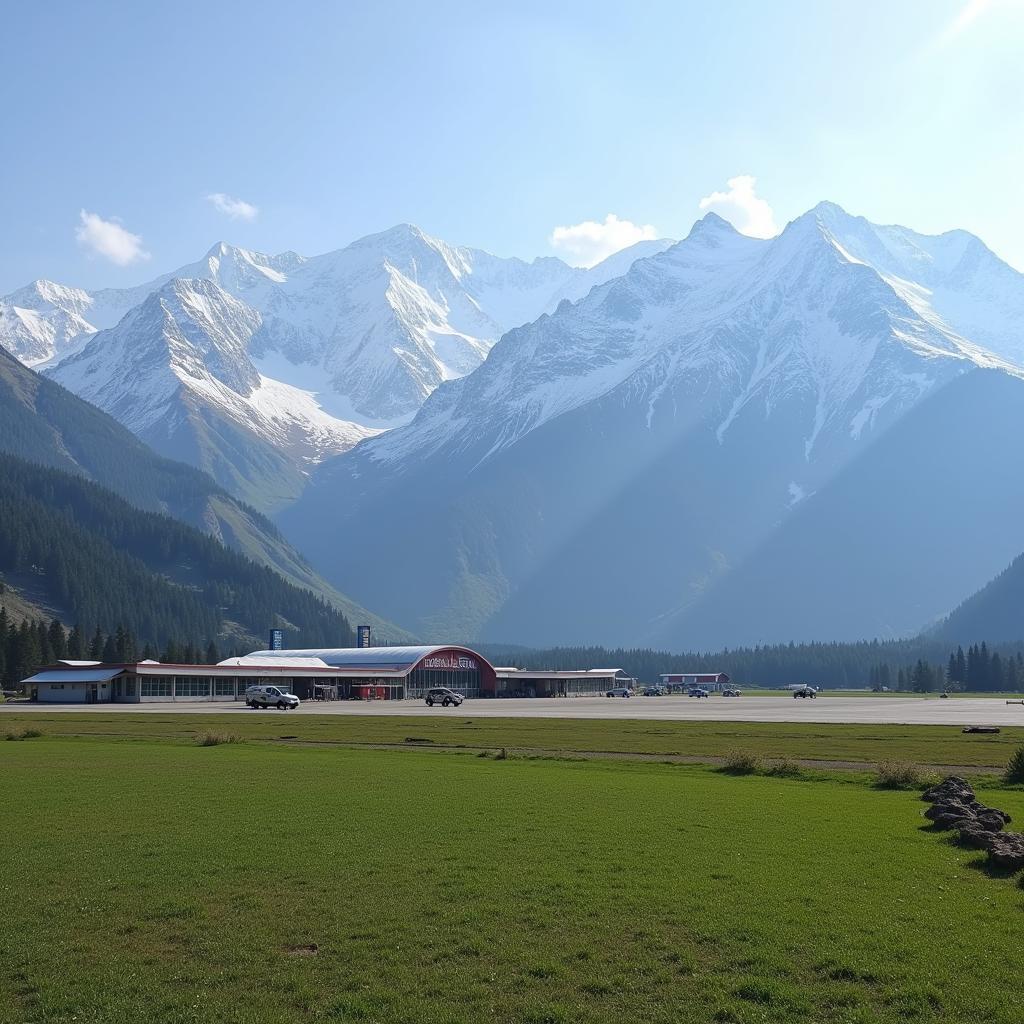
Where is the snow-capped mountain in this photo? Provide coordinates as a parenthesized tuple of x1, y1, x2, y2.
(280, 204, 1024, 648)
(0, 280, 98, 366)
(245, 225, 673, 424)
(48, 278, 377, 511)
(810, 202, 1024, 367)
(4, 229, 673, 421)
(4, 227, 671, 507)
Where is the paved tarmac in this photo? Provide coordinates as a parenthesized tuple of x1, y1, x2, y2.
(6, 695, 1024, 727)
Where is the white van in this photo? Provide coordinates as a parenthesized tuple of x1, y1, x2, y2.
(246, 684, 300, 710)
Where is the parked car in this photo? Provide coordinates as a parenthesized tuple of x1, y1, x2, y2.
(246, 685, 300, 710)
(792, 685, 817, 699)
(722, 688, 742, 697)
(606, 687, 633, 698)
(688, 688, 710, 698)
(425, 687, 464, 707)
(642, 686, 665, 696)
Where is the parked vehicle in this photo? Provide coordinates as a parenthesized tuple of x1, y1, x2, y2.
(722, 688, 742, 697)
(246, 685, 300, 710)
(792, 685, 817, 699)
(688, 688, 710, 698)
(642, 686, 665, 697)
(425, 687, 464, 707)
(606, 687, 633, 698)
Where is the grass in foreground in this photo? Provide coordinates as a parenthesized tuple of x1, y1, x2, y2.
(3, 711, 1024, 768)
(3, 738, 1024, 1023)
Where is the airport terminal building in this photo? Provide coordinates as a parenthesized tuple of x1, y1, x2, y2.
(22, 645, 635, 703)
(22, 646, 498, 703)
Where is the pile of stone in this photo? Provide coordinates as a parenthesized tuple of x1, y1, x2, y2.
(921, 776, 1024, 871)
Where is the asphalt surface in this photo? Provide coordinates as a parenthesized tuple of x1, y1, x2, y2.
(5, 695, 1024, 726)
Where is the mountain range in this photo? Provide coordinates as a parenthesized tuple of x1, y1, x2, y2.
(2, 229, 670, 509)
(4, 204, 1024, 651)
(280, 204, 1024, 648)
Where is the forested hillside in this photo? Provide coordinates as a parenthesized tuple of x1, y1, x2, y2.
(0, 347, 405, 637)
(935, 551, 1024, 644)
(0, 454, 354, 655)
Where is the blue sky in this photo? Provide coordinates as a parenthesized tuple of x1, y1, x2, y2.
(2, 0, 1022, 291)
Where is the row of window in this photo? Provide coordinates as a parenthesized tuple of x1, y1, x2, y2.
(139, 677, 218, 697)
(137, 677, 300, 697)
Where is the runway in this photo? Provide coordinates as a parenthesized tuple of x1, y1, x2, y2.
(6, 695, 1024, 727)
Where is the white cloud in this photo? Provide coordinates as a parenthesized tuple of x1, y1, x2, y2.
(698, 175, 778, 239)
(550, 213, 659, 268)
(75, 210, 150, 266)
(207, 192, 259, 221)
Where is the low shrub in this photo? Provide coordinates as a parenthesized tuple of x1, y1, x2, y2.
(721, 750, 760, 775)
(196, 731, 242, 747)
(4, 727, 42, 741)
(875, 760, 921, 789)
(1004, 746, 1024, 784)
(765, 758, 804, 779)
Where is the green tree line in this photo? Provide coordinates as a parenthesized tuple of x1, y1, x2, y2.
(481, 638, 1024, 690)
(0, 608, 244, 688)
(0, 454, 354, 665)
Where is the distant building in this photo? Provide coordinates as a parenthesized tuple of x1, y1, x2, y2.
(492, 667, 636, 698)
(660, 671, 731, 692)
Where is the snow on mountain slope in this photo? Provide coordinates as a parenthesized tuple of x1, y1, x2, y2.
(813, 202, 1024, 366)
(48, 278, 377, 510)
(280, 205, 1024, 647)
(365, 209, 1006, 472)
(0, 280, 100, 365)
(4, 229, 671, 429)
(248, 225, 674, 423)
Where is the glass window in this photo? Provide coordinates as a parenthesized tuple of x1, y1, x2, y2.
(174, 677, 211, 697)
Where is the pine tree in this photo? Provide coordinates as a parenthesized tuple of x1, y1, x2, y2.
(0, 607, 8, 685)
(67, 624, 84, 660)
(12, 620, 42, 683)
(1006, 656, 1019, 693)
(979, 642, 992, 691)
(48, 618, 66, 661)
(991, 652, 1004, 692)
(88, 626, 104, 659)
(36, 620, 53, 666)
(101, 634, 118, 662)
(205, 640, 220, 665)
(955, 645, 967, 683)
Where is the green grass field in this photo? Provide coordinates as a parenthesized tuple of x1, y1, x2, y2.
(4, 712, 1024, 769)
(3, 735, 1024, 1023)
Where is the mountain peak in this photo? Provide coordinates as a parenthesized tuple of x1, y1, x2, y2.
(205, 240, 233, 259)
(687, 211, 737, 235)
(361, 222, 432, 247)
(680, 212, 744, 249)
(809, 200, 852, 220)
